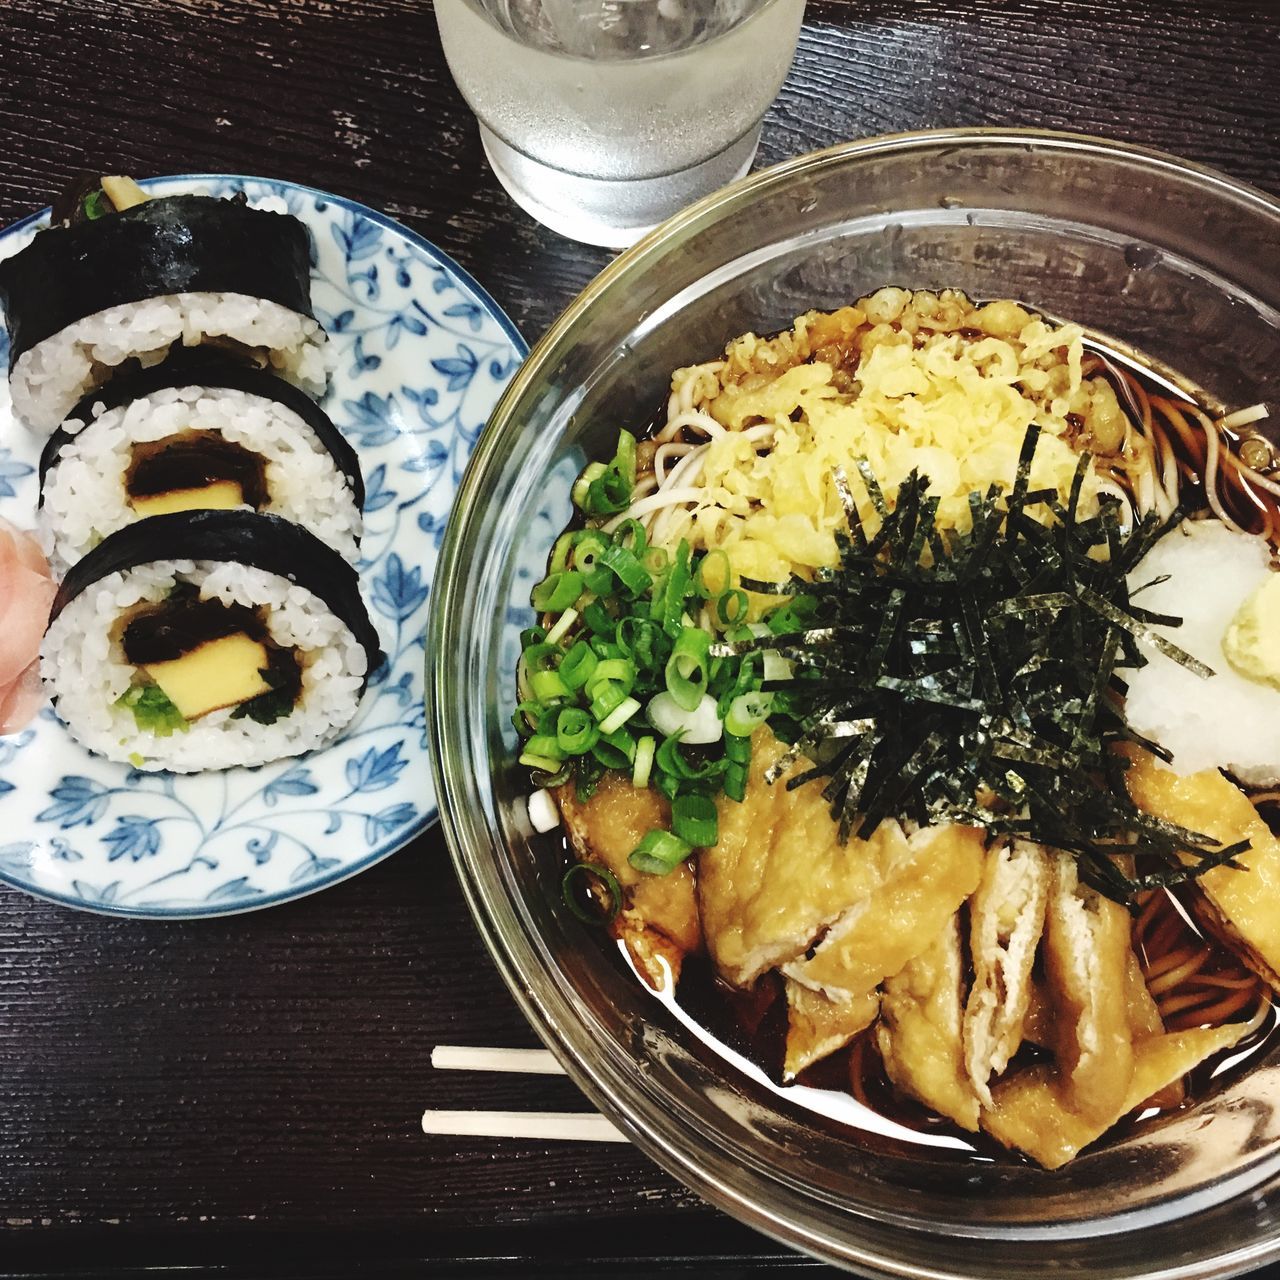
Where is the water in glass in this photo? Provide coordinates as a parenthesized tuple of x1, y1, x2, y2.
(435, 0, 806, 248)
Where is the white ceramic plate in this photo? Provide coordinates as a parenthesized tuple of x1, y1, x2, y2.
(0, 175, 525, 917)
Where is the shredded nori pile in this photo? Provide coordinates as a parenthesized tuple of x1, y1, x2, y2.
(713, 425, 1249, 906)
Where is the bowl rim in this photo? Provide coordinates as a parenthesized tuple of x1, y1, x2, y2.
(428, 126, 1280, 1277)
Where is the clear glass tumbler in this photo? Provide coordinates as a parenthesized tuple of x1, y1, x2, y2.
(434, 0, 806, 249)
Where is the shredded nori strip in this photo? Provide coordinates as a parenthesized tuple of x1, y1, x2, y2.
(714, 425, 1240, 906)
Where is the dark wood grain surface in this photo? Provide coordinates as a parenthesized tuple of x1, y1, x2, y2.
(1, 1, 1279, 1276)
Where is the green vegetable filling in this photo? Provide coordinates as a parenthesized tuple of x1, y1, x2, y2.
(230, 665, 298, 726)
(116, 683, 189, 737)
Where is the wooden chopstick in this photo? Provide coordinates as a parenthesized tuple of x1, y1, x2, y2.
(424, 1044, 626, 1143)
(420, 1108, 627, 1143)
(430, 1044, 566, 1075)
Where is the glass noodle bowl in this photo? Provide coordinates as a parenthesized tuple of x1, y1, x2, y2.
(428, 132, 1280, 1277)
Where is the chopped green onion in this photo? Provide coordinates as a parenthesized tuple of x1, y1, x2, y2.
(723, 762, 747, 803)
(574, 754, 605, 801)
(530, 669, 570, 703)
(549, 531, 576, 574)
(572, 462, 606, 509)
(632, 735, 656, 788)
(559, 640, 598, 692)
(725, 691, 773, 737)
(762, 648, 794, 682)
(532, 570, 583, 612)
(658, 541, 693, 637)
(598, 695, 641, 735)
(530, 761, 573, 788)
(573, 529, 609, 565)
(628, 828, 694, 876)
(716, 589, 749, 625)
(766, 594, 816, 634)
(694, 550, 732, 599)
(582, 601, 615, 636)
(601, 541, 653, 596)
(562, 862, 622, 925)
(544, 607, 578, 647)
(671, 794, 718, 847)
(519, 751, 563, 773)
(556, 707, 598, 755)
(586, 657, 635, 697)
(612, 519, 647, 555)
(665, 626, 711, 711)
(617, 616, 664, 669)
(580, 431, 637, 516)
(523, 734, 564, 762)
(656, 734, 727, 782)
(592, 730, 635, 770)
(521, 642, 559, 672)
(512, 699, 543, 736)
(589, 683, 628, 722)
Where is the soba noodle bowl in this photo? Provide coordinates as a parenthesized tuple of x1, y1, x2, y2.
(517, 287, 1278, 1169)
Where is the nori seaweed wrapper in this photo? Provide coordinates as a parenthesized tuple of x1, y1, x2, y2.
(0, 195, 314, 370)
(50, 509, 383, 683)
(39, 347, 364, 509)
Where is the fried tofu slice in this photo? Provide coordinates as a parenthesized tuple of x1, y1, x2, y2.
(1122, 745, 1280, 992)
(784, 981, 879, 1079)
(963, 840, 1050, 1106)
(700, 730, 915, 987)
(877, 916, 980, 1130)
(1124, 943, 1164, 1038)
(1020, 977, 1054, 1048)
(782, 824, 986, 1002)
(556, 773, 700, 990)
(1042, 854, 1138, 1122)
(1020, 945, 1158, 1054)
(983, 1022, 1248, 1169)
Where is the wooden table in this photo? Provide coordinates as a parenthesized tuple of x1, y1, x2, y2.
(1, 2, 1278, 1275)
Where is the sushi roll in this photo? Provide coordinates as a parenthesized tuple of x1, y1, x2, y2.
(39, 349, 364, 572)
(0, 177, 327, 432)
(42, 509, 382, 773)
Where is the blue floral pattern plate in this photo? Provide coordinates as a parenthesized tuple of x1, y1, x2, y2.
(0, 175, 525, 917)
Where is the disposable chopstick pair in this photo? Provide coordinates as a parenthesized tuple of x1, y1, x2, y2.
(422, 1044, 628, 1143)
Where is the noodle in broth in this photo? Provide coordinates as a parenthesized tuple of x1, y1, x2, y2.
(526, 289, 1279, 1166)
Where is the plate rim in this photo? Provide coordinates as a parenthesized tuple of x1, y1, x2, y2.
(0, 172, 528, 919)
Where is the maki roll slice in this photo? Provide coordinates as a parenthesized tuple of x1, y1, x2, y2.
(39, 349, 364, 572)
(42, 510, 382, 773)
(0, 176, 327, 432)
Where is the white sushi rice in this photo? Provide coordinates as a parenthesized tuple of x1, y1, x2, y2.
(10, 292, 330, 433)
(42, 559, 368, 773)
(1125, 519, 1280, 786)
(41, 386, 361, 572)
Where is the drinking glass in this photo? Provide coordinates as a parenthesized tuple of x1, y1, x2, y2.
(434, 0, 806, 248)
